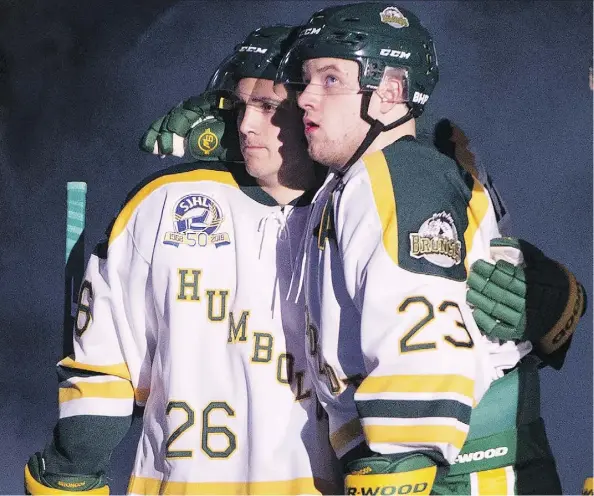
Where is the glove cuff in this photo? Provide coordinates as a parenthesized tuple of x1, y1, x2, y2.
(538, 264, 585, 354)
(25, 454, 109, 495)
(345, 466, 436, 495)
(344, 453, 438, 496)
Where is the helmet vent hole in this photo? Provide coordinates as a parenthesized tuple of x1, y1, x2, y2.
(341, 17, 360, 22)
(329, 30, 366, 44)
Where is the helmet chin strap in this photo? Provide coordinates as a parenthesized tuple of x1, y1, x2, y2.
(337, 92, 414, 175)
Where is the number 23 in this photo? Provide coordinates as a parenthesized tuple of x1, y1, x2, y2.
(399, 296, 474, 353)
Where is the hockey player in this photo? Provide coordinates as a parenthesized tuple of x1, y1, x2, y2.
(272, 3, 586, 494)
(25, 26, 342, 495)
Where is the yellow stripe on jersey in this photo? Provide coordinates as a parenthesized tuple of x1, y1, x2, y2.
(127, 476, 334, 495)
(59, 356, 132, 381)
(357, 374, 475, 398)
(363, 150, 399, 265)
(59, 380, 134, 403)
(109, 169, 239, 245)
(364, 424, 468, 451)
(463, 177, 490, 272)
(329, 417, 364, 454)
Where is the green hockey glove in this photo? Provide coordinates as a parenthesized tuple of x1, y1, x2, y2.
(344, 453, 438, 496)
(25, 452, 109, 495)
(139, 91, 242, 162)
(467, 238, 586, 362)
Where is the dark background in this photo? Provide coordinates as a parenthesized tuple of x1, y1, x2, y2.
(0, 1, 591, 493)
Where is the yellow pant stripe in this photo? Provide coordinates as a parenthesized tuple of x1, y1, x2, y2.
(472, 466, 515, 495)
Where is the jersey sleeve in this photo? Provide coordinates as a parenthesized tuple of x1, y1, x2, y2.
(43, 204, 157, 476)
(335, 146, 500, 465)
(477, 167, 512, 236)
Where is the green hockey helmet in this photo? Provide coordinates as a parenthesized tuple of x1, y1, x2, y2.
(207, 25, 301, 91)
(275, 3, 438, 118)
(188, 25, 301, 163)
(274, 3, 439, 171)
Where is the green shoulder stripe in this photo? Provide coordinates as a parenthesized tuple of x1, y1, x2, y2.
(356, 398, 472, 424)
(363, 137, 487, 281)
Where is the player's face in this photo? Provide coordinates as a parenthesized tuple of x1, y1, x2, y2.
(297, 58, 369, 169)
(236, 78, 307, 182)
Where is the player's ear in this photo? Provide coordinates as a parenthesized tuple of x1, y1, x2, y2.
(375, 66, 407, 114)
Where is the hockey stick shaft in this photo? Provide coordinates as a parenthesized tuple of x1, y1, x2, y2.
(63, 181, 87, 357)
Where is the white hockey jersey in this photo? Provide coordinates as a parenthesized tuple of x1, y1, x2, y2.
(55, 162, 341, 495)
(291, 136, 528, 465)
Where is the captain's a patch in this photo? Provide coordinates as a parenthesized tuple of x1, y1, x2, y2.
(409, 212, 462, 267)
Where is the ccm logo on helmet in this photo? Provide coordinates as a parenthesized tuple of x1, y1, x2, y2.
(239, 45, 267, 54)
(300, 27, 322, 36)
(379, 49, 411, 59)
(453, 447, 509, 464)
(412, 92, 429, 104)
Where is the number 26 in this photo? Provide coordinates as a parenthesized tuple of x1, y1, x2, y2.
(165, 400, 237, 459)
